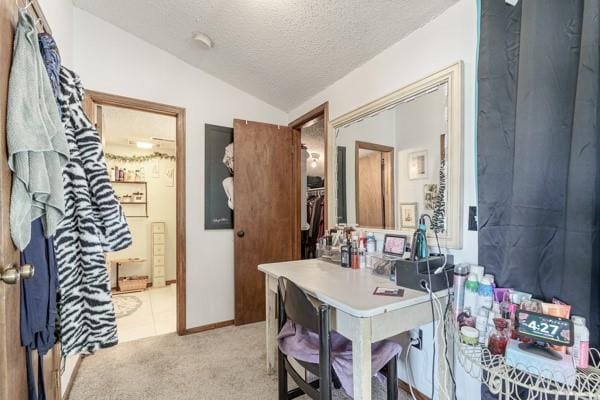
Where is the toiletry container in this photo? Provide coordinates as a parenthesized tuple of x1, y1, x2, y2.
(460, 327, 479, 346)
(453, 263, 469, 316)
(340, 241, 350, 268)
(488, 318, 509, 355)
(366, 232, 376, 254)
(469, 265, 485, 282)
(570, 315, 589, 368)
(475, 308, 489, 345)
(463, 273, 479, 315)
(477, 276, 494, 311)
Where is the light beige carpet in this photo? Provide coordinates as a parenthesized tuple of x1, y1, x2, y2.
(68, 322, 411, 400)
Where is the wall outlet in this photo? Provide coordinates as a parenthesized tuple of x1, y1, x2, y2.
(410, 328, 423, 350)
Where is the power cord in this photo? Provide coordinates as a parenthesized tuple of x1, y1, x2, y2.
(406, 338, 420, 400)
(419, 213, 456, 400)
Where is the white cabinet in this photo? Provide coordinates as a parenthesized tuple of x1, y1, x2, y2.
(151, 222, 167, 287)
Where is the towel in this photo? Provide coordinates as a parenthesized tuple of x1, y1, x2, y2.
(7, 10, 69, 250)
(278, 320, 402, 398)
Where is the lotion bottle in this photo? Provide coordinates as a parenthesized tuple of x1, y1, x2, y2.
(570, 315, 589, 368)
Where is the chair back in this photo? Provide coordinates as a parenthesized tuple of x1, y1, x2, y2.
(277, 277, 320, 333)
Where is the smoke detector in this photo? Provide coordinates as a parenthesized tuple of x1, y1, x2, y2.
(193, 32, 213, 49)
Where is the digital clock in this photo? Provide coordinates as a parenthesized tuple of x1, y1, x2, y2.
(516, 310, 573, 346)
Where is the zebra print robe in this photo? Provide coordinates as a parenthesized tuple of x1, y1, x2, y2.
(55, 67, 132, 356)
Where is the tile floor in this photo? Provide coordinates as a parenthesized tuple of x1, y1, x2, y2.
(113, 284, 177, 343)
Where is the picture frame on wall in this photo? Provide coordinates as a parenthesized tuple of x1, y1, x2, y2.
(408, 150, 429, 180)
(400, 202, 418, 229)
(204, 124, 234, 229)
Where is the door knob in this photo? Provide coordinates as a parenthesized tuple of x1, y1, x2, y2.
(1, 264, 35, 284)
(237, 230, 245, 238)
(20, 264, 34, 279)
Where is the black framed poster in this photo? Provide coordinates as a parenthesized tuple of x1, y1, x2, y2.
(204, 124, 234, 229)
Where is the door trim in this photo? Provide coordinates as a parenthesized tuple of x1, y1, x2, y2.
(354, 141, 395, 229)
(289, 102, 329, 258)
(84, 90, 187, 335)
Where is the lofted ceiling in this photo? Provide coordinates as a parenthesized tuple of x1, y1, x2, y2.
(73, 0, 458, 112)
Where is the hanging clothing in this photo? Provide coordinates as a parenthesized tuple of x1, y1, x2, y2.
(20, 218, 58, 400)
(37, 33, 61, 102)
(54, 66, 132, 356)
(7, 10, 69, 251)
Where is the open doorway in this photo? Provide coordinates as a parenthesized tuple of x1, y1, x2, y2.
(290, 103, 328, 259)
(83, 91, 187, 339)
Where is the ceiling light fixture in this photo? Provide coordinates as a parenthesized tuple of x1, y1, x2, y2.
(310, 153, 320, 169)
(193, 32, 214, 49)
(136, 141, 154, 149)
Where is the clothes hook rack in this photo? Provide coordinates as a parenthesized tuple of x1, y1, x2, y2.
(16, 0, 52, 34)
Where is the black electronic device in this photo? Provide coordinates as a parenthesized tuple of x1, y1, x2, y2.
(394, 255, 454, 292)
(515, 310, 574, 360)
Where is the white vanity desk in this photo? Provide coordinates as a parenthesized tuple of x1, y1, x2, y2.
(259, 258, 449, 400)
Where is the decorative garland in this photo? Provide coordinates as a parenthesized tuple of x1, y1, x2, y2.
(105, 152, 176, 163)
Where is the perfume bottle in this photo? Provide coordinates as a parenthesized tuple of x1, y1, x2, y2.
(488, 318, 509, 355)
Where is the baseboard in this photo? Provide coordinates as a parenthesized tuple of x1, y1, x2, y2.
(398, 378, 428, 400)
(182, 319, 234, 335)
(62, 355, 83, 400)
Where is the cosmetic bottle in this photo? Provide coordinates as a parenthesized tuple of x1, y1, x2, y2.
(351, 239, 359, 269)
(463, 273, 479, 316)
(475, 308, 489, 345)
(488, 318, 509, 355)
(366, 232, 376, 254)
(340, 240, 350, 268)
(570, 315, 589, 368)
(477, 276, 494, 311)
(453, 263, 469, 317)
(359, 243, 366, 269)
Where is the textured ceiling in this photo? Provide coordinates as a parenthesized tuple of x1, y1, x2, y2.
(73, 0, 458, 111)
(302, 120, 325, 176)
(102, 106, 176, 150)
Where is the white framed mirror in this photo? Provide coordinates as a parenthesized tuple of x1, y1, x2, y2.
(328, 62, 463, 249)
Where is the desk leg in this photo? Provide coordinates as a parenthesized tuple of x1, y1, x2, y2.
(352, 317, 372, 400)
(265, 276, 277, 375)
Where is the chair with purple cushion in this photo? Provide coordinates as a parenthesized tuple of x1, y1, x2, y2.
(277, 277, 399, 400)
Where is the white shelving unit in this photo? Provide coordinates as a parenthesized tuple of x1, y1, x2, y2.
(151, 222, 166, 288)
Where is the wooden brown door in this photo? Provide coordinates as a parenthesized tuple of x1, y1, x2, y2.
(233, 120, 298, 325)
(0, 1, 60, 398)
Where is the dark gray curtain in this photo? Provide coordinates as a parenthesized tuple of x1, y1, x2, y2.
(478, 0, 600, 360)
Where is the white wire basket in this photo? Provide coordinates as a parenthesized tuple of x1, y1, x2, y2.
(446, 310, 600, 399)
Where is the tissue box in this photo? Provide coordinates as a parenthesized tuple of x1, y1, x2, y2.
(505, 339, 576, 386)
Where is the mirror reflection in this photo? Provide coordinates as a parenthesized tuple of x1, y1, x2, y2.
(336, 83, 448, 231)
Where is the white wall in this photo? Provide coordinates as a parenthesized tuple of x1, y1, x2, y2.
(71, 8, 288, 330)
(288, 0, 479, 398)
(37, 0, 73, 67)
(395, 87, 446, 228)
(105, 145, 177, 285)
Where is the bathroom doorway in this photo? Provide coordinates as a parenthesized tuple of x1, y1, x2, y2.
(83, 91, 186, 339)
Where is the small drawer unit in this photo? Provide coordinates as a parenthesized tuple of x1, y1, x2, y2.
(151, 222, 167, 288)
